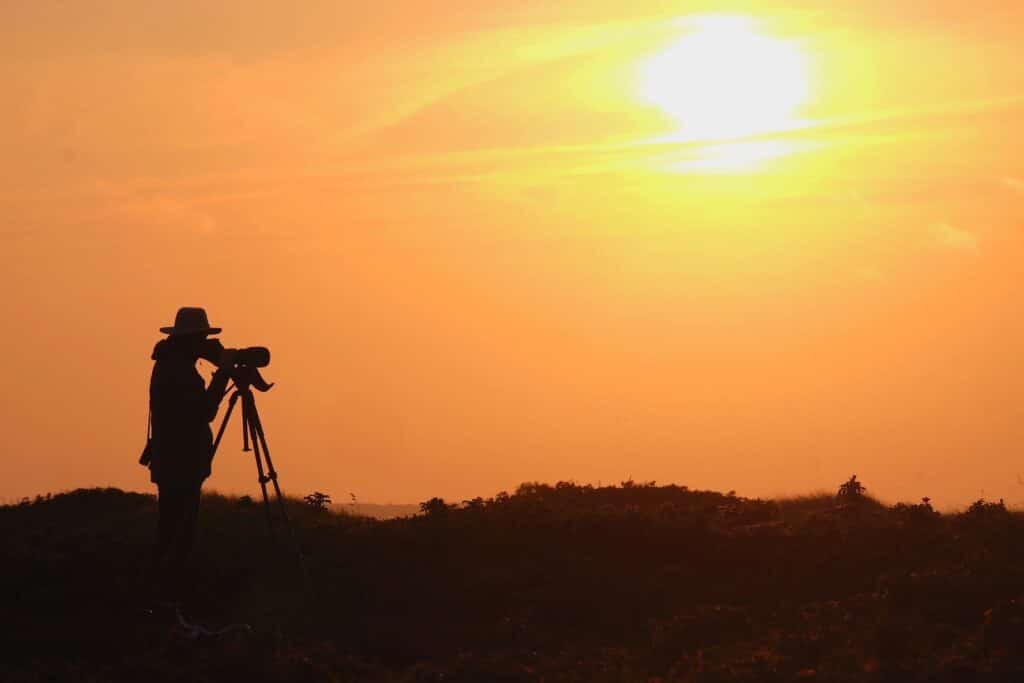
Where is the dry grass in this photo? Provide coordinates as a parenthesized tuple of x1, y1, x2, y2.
(4, 481, 1024, 681)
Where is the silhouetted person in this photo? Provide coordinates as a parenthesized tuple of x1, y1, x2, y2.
(145, 307, 235, 585)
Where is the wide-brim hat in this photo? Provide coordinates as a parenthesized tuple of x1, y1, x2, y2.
(160, 307, 222, 336)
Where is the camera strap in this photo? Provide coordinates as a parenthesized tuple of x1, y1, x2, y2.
(138, 398, 154, 467)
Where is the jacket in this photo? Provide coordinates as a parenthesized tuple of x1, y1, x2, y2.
(148, 338, 230, 486)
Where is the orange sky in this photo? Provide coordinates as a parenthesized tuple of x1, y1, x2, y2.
(2, 1, 1023, 508)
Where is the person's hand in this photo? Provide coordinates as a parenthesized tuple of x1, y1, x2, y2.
(198, 337, 224, 363)
(218, 348, 238, 368)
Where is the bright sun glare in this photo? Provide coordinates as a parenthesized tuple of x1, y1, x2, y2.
(640, 15, 811, 143)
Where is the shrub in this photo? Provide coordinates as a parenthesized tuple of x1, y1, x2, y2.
(837, 475, 866, 500)
(303, 491, 332, 513)
(963, 497, 1008, 520)
(419, 497, 452, 516)
(891, 497, 939, 526)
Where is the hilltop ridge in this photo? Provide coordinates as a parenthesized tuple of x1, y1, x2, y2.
(4, 481, 1024, 681)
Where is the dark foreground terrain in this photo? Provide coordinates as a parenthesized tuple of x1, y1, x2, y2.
(4, 482, 1024, 682)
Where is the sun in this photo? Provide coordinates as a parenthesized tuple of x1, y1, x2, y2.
(639, 15, 811, 142)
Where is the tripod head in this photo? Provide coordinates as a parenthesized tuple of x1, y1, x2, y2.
(230, 364, 274, 393)
(199, 340, 273, 392)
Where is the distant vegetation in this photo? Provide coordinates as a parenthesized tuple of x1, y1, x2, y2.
(4, 479, 1024, 681)
(302, 490, 333, 513)
(334, 501, 420, 519)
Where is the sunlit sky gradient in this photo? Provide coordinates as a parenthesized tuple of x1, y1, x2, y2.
(2, 2, 1023, 507)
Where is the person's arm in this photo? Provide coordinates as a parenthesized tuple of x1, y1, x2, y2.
(155, 358, 228, 427)
(202, 367, 231, 422)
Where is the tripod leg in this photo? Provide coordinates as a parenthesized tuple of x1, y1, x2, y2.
(211, 391, 240, 459)
(248, 407, 289, 523)
(247, 399, 312, 592)
(243, 393, 275, 538)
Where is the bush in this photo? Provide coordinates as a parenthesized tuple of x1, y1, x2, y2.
(891, 497, 939, 527)
(963, 497, 1008, 521)
(419, 497, 452, 516)
(836, 475, 866, 500)
(303, 491, 332, 513)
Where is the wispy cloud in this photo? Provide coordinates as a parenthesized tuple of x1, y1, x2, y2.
(929, 222, 977, 251)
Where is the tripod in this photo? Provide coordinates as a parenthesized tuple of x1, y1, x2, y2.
(211, 367, 309, 588)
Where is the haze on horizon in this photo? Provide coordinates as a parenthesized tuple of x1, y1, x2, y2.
(2, 1, 1022, 508)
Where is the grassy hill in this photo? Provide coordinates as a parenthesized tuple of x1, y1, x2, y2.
(331, 501, 421, 520)
(4, 481, 1024, 681)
